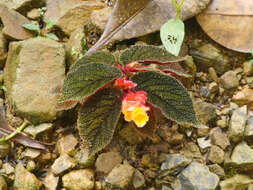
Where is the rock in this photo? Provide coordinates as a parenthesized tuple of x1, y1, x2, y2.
(162, 186, 172, 190)
(209, 82, 219, 93)
(24, 123, 53, 138)
(181, 142, 202, 159)
(230, 141, 253, 169)
(193, 99, 216, 125)
(197, 128, 210, 137)
(43, 172, 59, 190)
(26, 160, 36, 172)
(220, 174, 253, 190)
(249, 184, 253, 190)
(4, 37, 66, 124)
(95, 151, 123, 174)
(208, 145, 225, 164)
(51, 154, 76, 176)
(0, 142, 10, 158)
(219, 71, 239, 89)
(105, 162, 135, 189)
(208, 164, 225, 179)
(245, 117, 253, 137)
(210, 127, 230, 150)
(189, 43, 230, 75)
(3, 0, 45, 14)
(229, 107, 248, 142)
(3, 163, 14, 175)
(95, 181, 102, 190)
(216, 116, 228, 128)
(0, 29, 7, 68)
(74, 148, 95, 168)
(208, 67, 219, 82)
(246, 76, 253, 88)
(160, 154, 191, 175)
(57, 134, 78, 156)
(141, 154, 158, 168)
(90, 7, 112, 31)
(62, 169, 94, 190)
(14, 163, 42, 190)
(119, 123, 144, 145)
(172, 162, 219, 190)
(0, 175, 7, 190)
(66, 27, 86, 66)
(166, 132, 184, 145)
(21, 148, 41, 159)
(27, 8, 41, 20)
(233, 88, 253, 109)
(197, 137, 211, 150)
(243, 61, 253, 76)
(0, 4, 33, 40)
(44, 0, 105, 35)
(133, 170, 145, 189)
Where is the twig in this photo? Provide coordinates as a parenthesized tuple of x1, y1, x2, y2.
(0, 120, 29, 142)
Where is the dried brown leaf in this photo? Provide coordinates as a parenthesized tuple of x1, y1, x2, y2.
(87, 0, 211, 54)
(197, 0, 253, 53)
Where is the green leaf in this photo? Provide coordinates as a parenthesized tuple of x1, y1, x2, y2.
(45, 33, 59, 41)
(78, 88, 122, 155)
(160, 19, 185, 56)
(131, 71, 198, 125)
(60, 63, 123, 102)
(70, 51, 116, 72)
(46, 19, 56, 30)
(22, 24, 40, 33)
(120, 45, 186, 65)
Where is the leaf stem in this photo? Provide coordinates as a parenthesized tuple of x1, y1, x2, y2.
(172, 0, 185, 19)
(0, 120, 29, 142)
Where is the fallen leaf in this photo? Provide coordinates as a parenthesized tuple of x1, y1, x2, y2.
(197, 0, 253, 53)
(87, 0, 211, 54)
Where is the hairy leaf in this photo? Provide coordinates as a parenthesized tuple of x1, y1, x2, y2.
(56, 99, 78, 111)
(87, 0, 210, 54)
(131, 71, 198, 125)
(78, 88, 122, 155)
(120, 45, 186, 65)
(160, 18, 185, 56)
(70, 51, 116, 72)
(60, 63, 122, 102)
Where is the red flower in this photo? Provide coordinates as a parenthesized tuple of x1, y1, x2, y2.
(122, 91, 149, 127)
(115, 78, 137, 89)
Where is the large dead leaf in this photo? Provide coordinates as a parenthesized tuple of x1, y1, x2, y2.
(197, 0, 253, 53)
(87, 0, 211, 54)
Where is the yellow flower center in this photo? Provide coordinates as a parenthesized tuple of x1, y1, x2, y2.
(123, 110, 132, 122)
(132, 107, 149, 128)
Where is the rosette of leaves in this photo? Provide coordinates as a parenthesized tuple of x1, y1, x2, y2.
(58, 45, 198, 155)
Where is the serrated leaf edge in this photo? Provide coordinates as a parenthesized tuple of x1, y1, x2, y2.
(59, 63, 123, 103)
(133, 71, 199, 126)
(77, 89, 123, 156)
